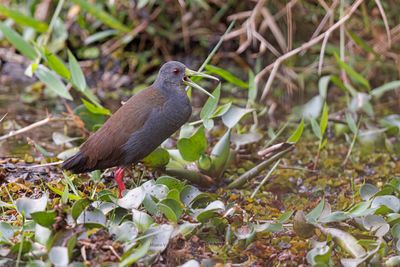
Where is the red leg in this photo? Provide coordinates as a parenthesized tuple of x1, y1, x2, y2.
(115, 168, 126, 198)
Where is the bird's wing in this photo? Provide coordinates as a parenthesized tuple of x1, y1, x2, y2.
(78, 86, 166, 170)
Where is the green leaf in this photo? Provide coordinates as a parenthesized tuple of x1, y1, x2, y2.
(305, 198, 325, 224)
(347, 30, 377, 56)
(68, 50, 87, 92)
(71, 0, 130, 32)
(391, 223, 400, 239)
(320, 102, 329, 136)
(85, 29, 118, 45)
(319, 211, 349, 223)
(0, 222, 14, 241)
(42, 48, 70, 80)
(180, 185, 202, 207)
(117, 187, 146, 209)
(371, 195, 400, 213)
(15, 195, 48, 219)
(253, 222, 283, 233)
(335, 53, 370, 90)
(370, 80, 400, 99)
(74, 105, 107, 132)
(0, 5, 48, 32)
(81, 98, 111, 115)
(132, 209, 154, 232)
(310, 118, 322, 139)
(110, 221, 138, 243)
(247, 70, 257, 104)
(47, 184, 81, 200)
(0, 22, 38, 60)
(200, 84, 220, 120)
(155, 176, 185, 191)
(119, 238, 151, 267)
(306, 244, 332, 266)
(36, 65, 72, 100)
(360, 183, 378, 201)
(211, 102, 232, 118)
(30, 210, 56, 227)
(210, 129, 231, 178)
(167, 190, 180, 203)
(345, 113, 358, 135)
(287, 118, 304, 143)
(195, 200, 225, 223)
(318, 76, 331, 99)
(76, 208, 106, 227)
(221, 105, 253, 128)
(71, 198, 92, 220)
(205, 65, 248, 88)
(157, 199, 183, 223)
(198, 154, 212, 171)
(49, 246, 69, 267)
(24, 62, 38, 77)
(277, 210, 294, 223)
(177, 126, 207, 161)
(302, 95, 323, 119)
(142, 148, 170, 167)
(346, 200, 373, 217)
(321, 227, 366, 258)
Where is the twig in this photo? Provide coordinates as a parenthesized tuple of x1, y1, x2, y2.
(0, 116, 66, 142)
(256, 0, 365, 100)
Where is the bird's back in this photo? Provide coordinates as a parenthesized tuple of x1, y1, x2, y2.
(62, 86, 166, 173)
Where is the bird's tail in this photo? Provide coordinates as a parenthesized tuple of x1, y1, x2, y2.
(61, 152, 89, 173)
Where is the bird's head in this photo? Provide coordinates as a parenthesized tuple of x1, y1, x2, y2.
(157, 61, 187, 86)
(156, 61, 218, 98)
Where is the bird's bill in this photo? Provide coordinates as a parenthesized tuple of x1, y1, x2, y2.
(184, 68, 218, 98)
(185, 68, 219, 81)
(184, 78, 215, 98)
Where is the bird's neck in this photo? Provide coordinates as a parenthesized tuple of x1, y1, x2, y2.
(154, 81, 185, 97)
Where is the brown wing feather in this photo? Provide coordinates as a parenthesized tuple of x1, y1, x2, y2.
(63, 86, 166, 172)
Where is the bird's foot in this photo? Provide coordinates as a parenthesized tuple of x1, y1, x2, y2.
(115, 168, 126, 198)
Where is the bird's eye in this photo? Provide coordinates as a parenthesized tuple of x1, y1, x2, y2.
(173, 68, 180, 75)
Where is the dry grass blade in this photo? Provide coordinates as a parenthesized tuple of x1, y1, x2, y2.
(318, 31, 332, 75)
(260, 8, 287, 52)
(257, 0, 365, 100)
(374, 0, 391, 48)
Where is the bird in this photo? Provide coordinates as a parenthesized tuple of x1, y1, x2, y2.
(62, 61, 218, 197)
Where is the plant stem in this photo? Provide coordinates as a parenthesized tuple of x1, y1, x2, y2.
(40, 0, 65, 47)
(342, 118, 361, 166)
(185, 20, 236, 91)
(227, 146, 294, 189)
(16, 216, 25, 267)
(251, 160, 280, 198)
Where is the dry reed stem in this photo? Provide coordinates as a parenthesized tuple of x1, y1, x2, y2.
(257, 0, 365, 101)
